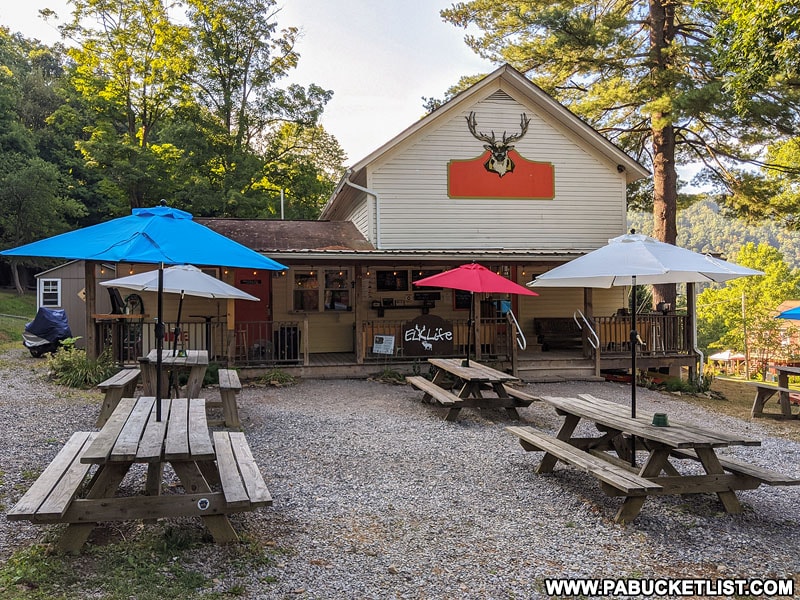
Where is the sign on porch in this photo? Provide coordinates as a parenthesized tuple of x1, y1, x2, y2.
(372, 335, 395, 355)
(403, 315, 454, 356)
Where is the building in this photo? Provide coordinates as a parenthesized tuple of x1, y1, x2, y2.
(40, 65, 700, 380)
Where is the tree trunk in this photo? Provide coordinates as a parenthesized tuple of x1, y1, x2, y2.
(651, 121, 678, 309)
(649, 0, 678, 310)
(10, 261, 24, 296)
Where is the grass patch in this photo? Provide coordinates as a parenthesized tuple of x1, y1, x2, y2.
(0, 527, 276, 599)
(0, 289, 37, 343)
(678, 377, 800, 443)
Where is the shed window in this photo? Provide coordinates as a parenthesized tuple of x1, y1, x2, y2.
(40, 279, 61, 307)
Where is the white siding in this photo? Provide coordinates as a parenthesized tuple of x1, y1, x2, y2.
(343, 197, 372, 242)
(370, 90, 627, 251)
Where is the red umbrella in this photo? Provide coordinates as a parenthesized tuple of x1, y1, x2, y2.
(413, 263, 537, 366)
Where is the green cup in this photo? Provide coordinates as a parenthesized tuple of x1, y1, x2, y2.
(652, 413, 669, 427)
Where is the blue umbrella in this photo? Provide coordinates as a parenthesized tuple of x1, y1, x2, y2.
(1, 203, 287, 420)
(776, 306, 800, 320)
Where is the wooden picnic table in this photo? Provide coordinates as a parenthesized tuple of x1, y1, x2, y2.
(140, 349, 209, 398)
(7, 396, 271, 553)
(751, 365, 800, 419)
(507, 393, 800, 523)
(406, 358, 539, 421)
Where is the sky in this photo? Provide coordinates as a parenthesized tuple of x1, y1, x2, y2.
(2, 0, 494, 164)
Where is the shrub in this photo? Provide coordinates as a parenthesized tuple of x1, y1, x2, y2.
(258, 368, 297, 386)
(46, 338, 118, 388)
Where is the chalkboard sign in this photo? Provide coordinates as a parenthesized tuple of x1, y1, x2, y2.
(454, 289, 472, 310)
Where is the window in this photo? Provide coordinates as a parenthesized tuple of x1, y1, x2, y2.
(40, 279, 61, 307)
(376, 269, 408, 291)
(293, 271, 319, 311)
(324, 269, 350, 311)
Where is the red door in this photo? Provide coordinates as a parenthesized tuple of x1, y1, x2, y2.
(233, 269, 272, 360)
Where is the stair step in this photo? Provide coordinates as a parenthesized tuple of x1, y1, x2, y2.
(516, 356, 601, 383)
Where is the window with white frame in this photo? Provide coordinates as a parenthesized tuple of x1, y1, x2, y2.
(40, 279, 61, 307)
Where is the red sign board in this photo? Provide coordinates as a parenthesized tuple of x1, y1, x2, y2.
(448, 150, 555, 199)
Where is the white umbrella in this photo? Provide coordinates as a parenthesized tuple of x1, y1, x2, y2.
(528, 231, 763, 420)
(101, 264, 259, 301)
(102, 264, 259, 357)
(528, 232, 762, 288)
(708, 350, 746, 361)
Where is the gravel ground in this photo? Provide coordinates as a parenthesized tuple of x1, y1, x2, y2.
(2, 347, 800, 599)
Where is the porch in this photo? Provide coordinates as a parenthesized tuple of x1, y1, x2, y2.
(97, 312, 696, 382)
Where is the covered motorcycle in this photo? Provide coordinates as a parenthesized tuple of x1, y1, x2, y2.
(23, 307, 72, 357)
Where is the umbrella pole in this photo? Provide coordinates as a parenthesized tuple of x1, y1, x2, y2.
(463, 292, 473, 367)
(629, 276, 637, 467)
(172, 291, 184, 357)
(156, 265, 164, 422)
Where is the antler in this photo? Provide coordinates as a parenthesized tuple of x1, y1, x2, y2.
(466, 111, 496, 144)
(502, 113, 530, 144)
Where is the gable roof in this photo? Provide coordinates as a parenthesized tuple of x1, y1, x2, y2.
(321, 64, 649, 219)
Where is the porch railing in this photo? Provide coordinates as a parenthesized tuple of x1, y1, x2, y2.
(96, 318, 307, 367)
(593, 314, 690, 355)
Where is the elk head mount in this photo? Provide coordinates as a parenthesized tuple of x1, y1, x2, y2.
(466, 111, 530, 177)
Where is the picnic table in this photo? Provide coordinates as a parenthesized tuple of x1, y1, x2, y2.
(140, 349, 209, 398)
(508, 393, 800, 523)
(406, 358, 539, 421)
(750, 365, 800, 419)
(7, 396, 271, 553)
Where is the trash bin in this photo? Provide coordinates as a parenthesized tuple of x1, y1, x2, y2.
(274, 326, 300, 362)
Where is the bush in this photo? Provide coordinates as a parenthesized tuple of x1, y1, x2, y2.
(258, 368, 297, 386)
(46, 338, 118, 388)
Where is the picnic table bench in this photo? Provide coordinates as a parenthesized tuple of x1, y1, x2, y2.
(407, 358, 532, 421)
(750, 366, 800, 419)
(7, 396, 271, 553)
(96, 368, 141, 426)
(508, 393, 800, 523)
(206, 368, 242, 428)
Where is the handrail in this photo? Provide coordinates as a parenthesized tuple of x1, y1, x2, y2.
(573, 310, 599, 350)
(506, 309, 527, 350)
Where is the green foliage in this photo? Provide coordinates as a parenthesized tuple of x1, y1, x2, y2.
(0, 544, 78, 598)
(0, 524, 275, 599)
(258, 368, 297, 386)
(629, 199, 800, 271)
(712, 0, 800, 108)
(370, 367, 406, 385)
(696, 243, 800, 371)
(45, 339, 118, 388)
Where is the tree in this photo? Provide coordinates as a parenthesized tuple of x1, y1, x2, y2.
(696, 243, 800, 378)
(0, 28, 86, 292)
(713, 0, 800, 105)
(440, 1, 800, 309)
(182, 0, 335, 217)
(61, 0, 193, 209)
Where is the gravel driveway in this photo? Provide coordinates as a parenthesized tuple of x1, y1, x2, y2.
(1, 347, 799, 598)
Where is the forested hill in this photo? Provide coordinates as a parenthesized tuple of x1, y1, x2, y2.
(628, 200, 800, 271)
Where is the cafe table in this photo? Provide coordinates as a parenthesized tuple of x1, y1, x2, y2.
(140, 349, 209, 398)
